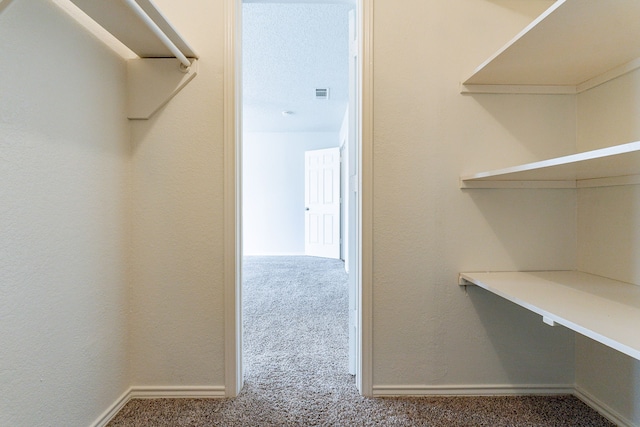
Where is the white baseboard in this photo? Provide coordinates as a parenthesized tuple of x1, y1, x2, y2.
(90, 386, 226, 427)
(372, 384, 575, 397)
(93, 384, 635, 427)
(575, 386, 636, 427)
(130, 385, 227, 399)
(91, 388, 132, 427)
(243, 253, 305, 257)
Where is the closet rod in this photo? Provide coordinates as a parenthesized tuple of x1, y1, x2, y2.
(122, 0, 191, 68)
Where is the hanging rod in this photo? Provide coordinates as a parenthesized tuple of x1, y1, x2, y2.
(122, 0, 191, 69)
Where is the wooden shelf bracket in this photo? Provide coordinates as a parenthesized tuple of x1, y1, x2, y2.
(127, 58, 198, 120)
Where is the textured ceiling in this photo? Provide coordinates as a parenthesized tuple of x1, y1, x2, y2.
(242, 1, 354, 132)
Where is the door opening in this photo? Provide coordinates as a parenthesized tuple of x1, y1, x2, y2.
(224, 0, 372, 397)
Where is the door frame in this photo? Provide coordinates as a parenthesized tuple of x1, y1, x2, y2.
(223, 0, 374, 397)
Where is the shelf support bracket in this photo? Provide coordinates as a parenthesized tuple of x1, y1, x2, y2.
(127, 58, 198, 120)
(458, 275, 474, 286)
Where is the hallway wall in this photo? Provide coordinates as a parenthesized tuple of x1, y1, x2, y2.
(243, 132, 340, 256)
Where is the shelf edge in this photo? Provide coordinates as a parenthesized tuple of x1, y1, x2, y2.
(460, 141, 640, 186)
(460, 0, 567, 86)
(460, 83, 576, 95)
(460, 179, 576, 189)
(577, 174, 640, 189)
(576, 57, 640, 94)
(458, 271, 640, 361)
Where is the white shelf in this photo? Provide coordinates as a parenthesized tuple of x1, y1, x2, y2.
(459, 271, 640, 361)
(460, 141, 640, 189)
(63, 0, 199, 119)
(461, 0, 640, 94)
(69, 0, 197, 59)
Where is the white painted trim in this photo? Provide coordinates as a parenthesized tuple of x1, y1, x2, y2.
(224, 0, 243, 398)
(90, 388, 132, 427)
(575, 386, 636, 427)
(357, 0, 374, 397)
(243, 252, 306, 257)
(227, 0, 373, 398)
(90, 386, 227, 427)
(130, 386, 227, 399)
(460, 57, 640, 96)
(576, 174, 640, 189)
(460, 83, 575, 95)
(461, 175, 640, 189)
(372, 384, 574, 397)
(460, 179, 576, 189)
(576, 57, 640, 94)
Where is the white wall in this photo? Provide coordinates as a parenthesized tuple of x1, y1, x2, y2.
(243, 132, 340, 256)
(5, 1, 620, 424)
(128, 0, 226, 388)
(371, 0, 576, 390)
(0, 1, 130, 425)
(575, 68, 640, 425)
(126, 0, 577, 396)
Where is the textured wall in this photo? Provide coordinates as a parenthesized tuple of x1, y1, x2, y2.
(129, 0, 578, 393)
(128, 0, 226, 387)
(371, 0, 576, 389)
(0, 0, 130, 425)
(243, 132, 340, 256)
(2, 0, 610, 424)
(576, 67, 640, 425)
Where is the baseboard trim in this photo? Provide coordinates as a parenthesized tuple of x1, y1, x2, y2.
(130, 385, 227, 399)
(243, 253, 306, 257)
(372, 384, 575, 397)
(93, 384, 635, 426)
(575, 386, 636, 427)
(90, 386, 226, 427)
(91, 388, 132, 427)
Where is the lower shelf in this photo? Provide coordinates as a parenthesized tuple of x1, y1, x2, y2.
(459, 271, 640, 361)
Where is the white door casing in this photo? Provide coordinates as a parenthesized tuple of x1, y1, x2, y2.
(225, 0, 373, 397)
(347, 8, 359, 376)
(305, 148, 341, 260)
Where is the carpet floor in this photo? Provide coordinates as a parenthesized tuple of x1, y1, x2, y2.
(107, 256, 613, 426)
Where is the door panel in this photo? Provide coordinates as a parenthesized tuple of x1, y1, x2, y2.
(305, 148, 341, 259)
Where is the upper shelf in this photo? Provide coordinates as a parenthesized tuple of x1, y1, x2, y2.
(461, 0, 640, 94)
(459, 271, 640, 361)
(69, 0, 197, 61)
(461, 141, 640, 189)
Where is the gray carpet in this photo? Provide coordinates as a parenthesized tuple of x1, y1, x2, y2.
(108, 256, 613, 426)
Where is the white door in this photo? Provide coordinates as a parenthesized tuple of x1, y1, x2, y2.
(305, 148, 341, 259)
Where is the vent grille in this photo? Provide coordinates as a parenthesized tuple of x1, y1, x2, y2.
(315, 88, 329, 100)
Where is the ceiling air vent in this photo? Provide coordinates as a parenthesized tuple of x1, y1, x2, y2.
(315, 88, 330, 100)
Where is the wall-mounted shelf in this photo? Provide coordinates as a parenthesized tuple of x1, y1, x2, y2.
(459, 271, 640, 361)
(460, 141, 640, 189)
(69, 0, 197, 61)
(461, 0, 640, 94)
(68, 0, 199, 119)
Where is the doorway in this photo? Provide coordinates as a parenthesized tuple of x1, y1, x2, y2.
(223, 0, 373, 397)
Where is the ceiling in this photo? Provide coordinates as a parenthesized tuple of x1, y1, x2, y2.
(242, 1, 354, 133)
